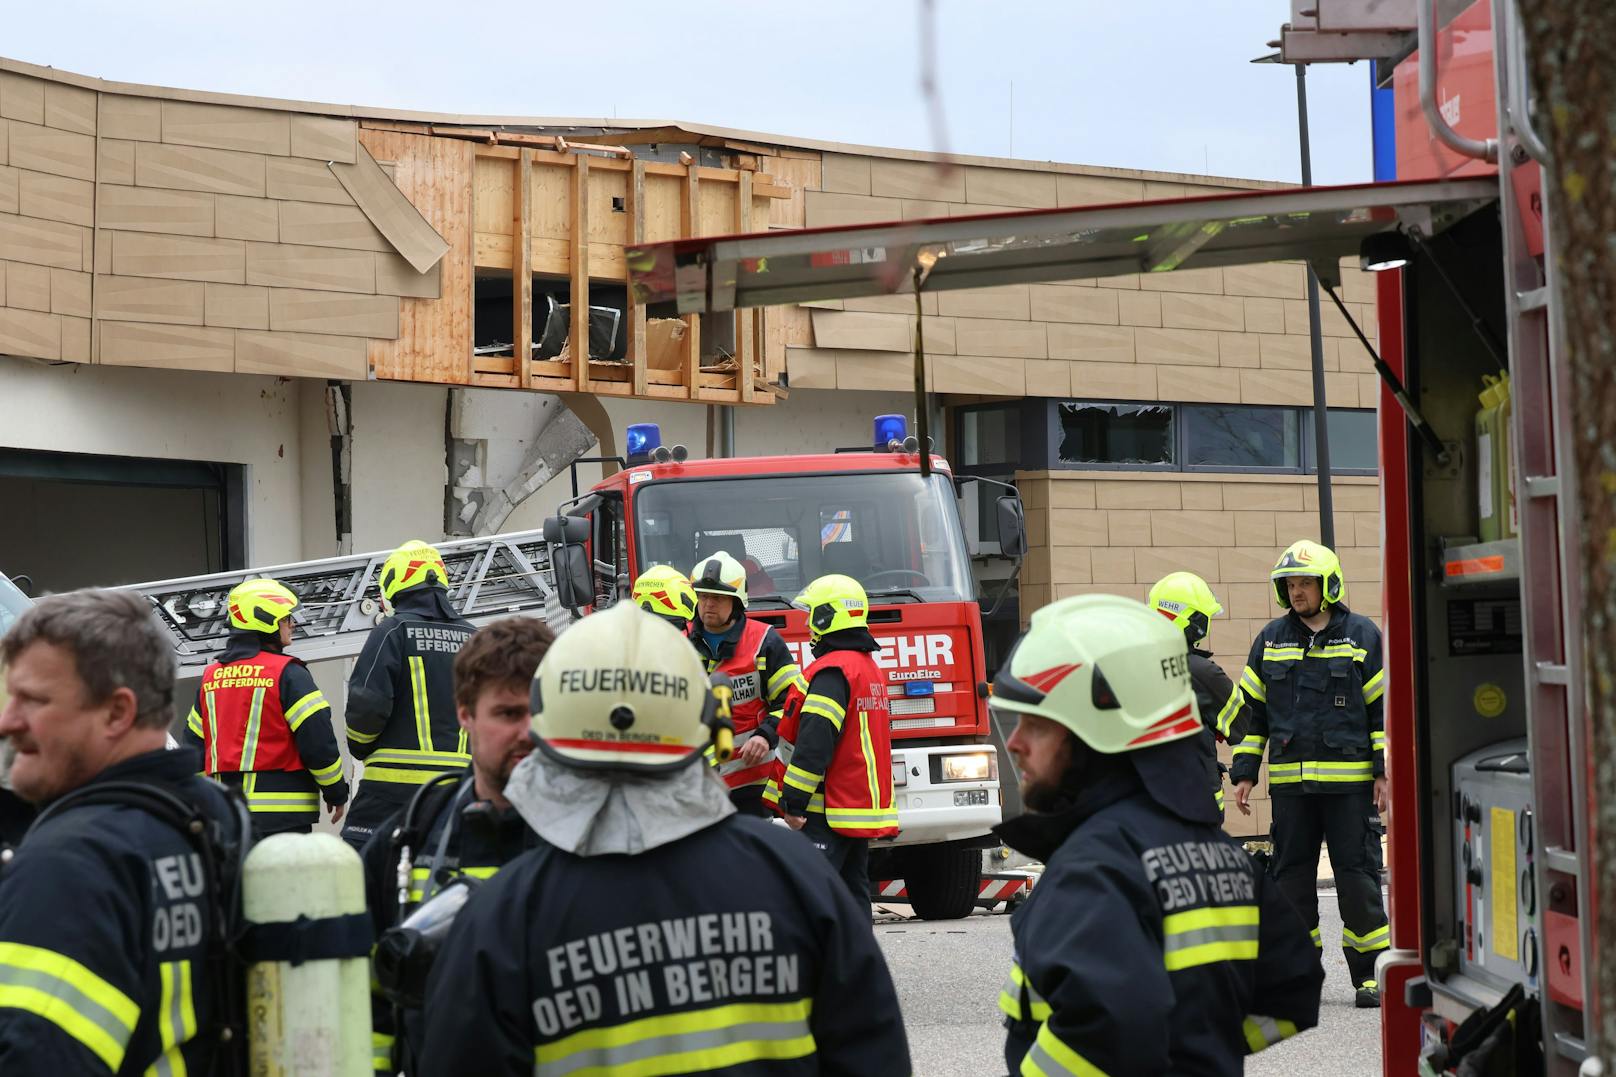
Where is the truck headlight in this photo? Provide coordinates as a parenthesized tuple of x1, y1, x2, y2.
(940, 752, 995, 782)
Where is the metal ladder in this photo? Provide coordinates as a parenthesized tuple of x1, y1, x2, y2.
(126, 530, 565, 676)
(1493, 1, 1596, 1069)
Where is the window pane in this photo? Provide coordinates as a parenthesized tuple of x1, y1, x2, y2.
(1057, 403, 1174, 465)
(1185, 406, 1299, 469)
(959, 406, 1017, 467)
(1305, 408, 1379, 471)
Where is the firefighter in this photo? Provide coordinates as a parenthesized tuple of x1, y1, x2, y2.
(0, 590, 248, 1074)
(1230, 540, 1390, 1008)
(687, 550, 804, 817)
(630, 564, 698, 631)
(183, 578, 349, 837)
(994, 593, 1323, 1075)
(413, 601, 909, 1075)
(762, 573, 897, 901)
(1148, 571, 1250, 815)
(342, 540, 476, 850)
(362, 616, 553, 1075)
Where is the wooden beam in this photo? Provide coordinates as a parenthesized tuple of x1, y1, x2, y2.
(627, 158, 649, 398)
(514, 148, 533, 389)
(735, 170, 755, 404)
(681, 162, 701, 400)
(571, 152, 590, 391)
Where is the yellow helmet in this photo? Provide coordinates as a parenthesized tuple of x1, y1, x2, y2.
(631, 565, 697, 626)
(530, 602, 727, 773)
(1147, 571, 1223, 646)
(690, 550, 748, 609)
(1270, 540, 1346, 609)
(379, 540, 449, 602)
(793, 574, 869, 643)
(227, 578, 299, 633)
(992, 594, 1199, 754)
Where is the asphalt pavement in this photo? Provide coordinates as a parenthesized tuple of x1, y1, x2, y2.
(875, 887, 1382, 1077)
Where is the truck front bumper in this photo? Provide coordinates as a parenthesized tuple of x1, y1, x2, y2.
(890, 744, 1001, 846)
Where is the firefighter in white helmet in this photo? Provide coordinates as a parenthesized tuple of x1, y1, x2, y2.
(688, 550, 805, 817)
(414, 602, 909, 1075)
(994, 594, 1321, 1074)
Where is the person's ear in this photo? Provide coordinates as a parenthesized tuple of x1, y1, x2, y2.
(457, 704, 474, 731)
(103, 686, 142, 737)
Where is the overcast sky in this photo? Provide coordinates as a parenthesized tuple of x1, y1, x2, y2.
(6, 1, 1375, 186)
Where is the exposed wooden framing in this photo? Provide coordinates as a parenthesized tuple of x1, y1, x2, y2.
(514, 149, 534, 388)
(627, 159, 649, 397)
(681, 165, 701, 400)
(570, 153, 590, 392)
(735, 170, 754, 404)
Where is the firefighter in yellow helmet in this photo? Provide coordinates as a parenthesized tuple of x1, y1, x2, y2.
(341, 540, 476, 849)
(688, 550, 804, 817)
(630, 564, 698, 630)
(415, 602, 910, 1075)
(993, 594, 1321, 1074)
(1148, 571, 1249, 815)
(762, 573, 896, 900)
(1230, 540, 1390, 1008)
(183, 577, 349, 837)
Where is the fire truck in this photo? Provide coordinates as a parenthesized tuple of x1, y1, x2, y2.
(625, 0, 1601, 1069)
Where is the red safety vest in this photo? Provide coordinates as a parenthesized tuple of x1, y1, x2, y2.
(763, 648, 898, 838)
(702, 619, 779, 791)
(196, 651, 303, 774)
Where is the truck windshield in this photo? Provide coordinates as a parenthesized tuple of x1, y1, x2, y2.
(633, 471, 976, 606)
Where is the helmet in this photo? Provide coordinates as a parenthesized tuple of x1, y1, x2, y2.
(992, 594, 1199, 754)
(631, 565, 697, 626)
(793, 574, 868, 643)
(530, 602, 726, 773)
(227, 578, 299, 633)
(1270, 540, 1346, 609)
(1147, 571, 1223, 646)
(690, 550, 748, 609)
(379, 540, 449, 602)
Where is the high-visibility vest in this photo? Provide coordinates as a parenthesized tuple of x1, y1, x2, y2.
(703, 619, 778, 791)
(764, 648, 898, 838)
(197, 651, 304, 774)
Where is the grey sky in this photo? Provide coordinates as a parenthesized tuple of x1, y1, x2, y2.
(7, 1, 1373, 186)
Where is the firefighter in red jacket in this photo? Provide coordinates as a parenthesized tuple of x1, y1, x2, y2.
(184, 578, 349, 837)
(688, 550, 804, 816)
(764, 573, 897, 900)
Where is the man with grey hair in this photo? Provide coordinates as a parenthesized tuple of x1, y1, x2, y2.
(0, 589, 246, 1075)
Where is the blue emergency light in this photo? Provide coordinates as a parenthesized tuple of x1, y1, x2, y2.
(873, 414, 907, 450)
(626, 423, 661, 463)
(904, 681, 936, 697)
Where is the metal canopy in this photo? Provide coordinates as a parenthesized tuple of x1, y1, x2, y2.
(627, 176, 1498, 314)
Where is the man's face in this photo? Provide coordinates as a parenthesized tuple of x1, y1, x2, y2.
(459, 681, 534, 793)
(1285, 576, 1324, 617)
(697, 594, 736, 632)
(0, 642, 120, 804)
(1004, 712, 1074, 813)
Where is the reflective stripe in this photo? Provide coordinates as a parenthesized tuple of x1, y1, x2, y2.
(409, 656, 432, 752)
(1343, 924, 1390, 952)
(1261, 646, 1306, 662)
(765, 664, 804, 699)
(407, 863, 502, 903)
(824, 805, 898, 830)
(1239, 667, 1267, 703)
(1021, 1020, 1108, 1077)
(1268, 760, 1375, 785)
(799, 694, 846, 732)
(457, 726, 469, 756)
(346, 726, 381, 745)
(998, 962, 1051, 1023)
(309, 757, 345, 787)
(1214, 788, 1225, 811)
(1231, 734, 1266, 759)
(532, 997, 815, 1076)
(365, 748, 471, 769)
(239, 687, 267, 772)
(144, 960, 195, 1077)
(0, 941, 140, 1072)
(202, 688, 219, 774)
(782, 765, 822, 795)
(284, 690, 328, 733)
(373, 1031, 395, 1071)
(1370, 730, 1387, 751)
(1309, 927, 1323, 948)
(1363, 670, 1386, 705)
(1310, 644, 1368, 661)
(1214, 690, 1244, 739)
(364, 766, 463, 786)
(242, 773, 319, 813)
(859, 713, 880, 813)
(184, 708, 202, 738)
(1161, 905, 1260, 970)
(1242, 1014, 1298, 1053)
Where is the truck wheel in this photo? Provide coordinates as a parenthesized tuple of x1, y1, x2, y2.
(902, 848, 981, 920)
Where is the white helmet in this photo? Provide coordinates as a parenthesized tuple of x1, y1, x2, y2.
(992, 594, 1200, 754)
(530, 602, 730, 773)
(690, 550, 748, 609)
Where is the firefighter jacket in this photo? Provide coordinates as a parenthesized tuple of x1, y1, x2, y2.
(0, 748, 244, 1076)
(359, 772, 541, 1076)
(184, 633, 348, 824)
(995, 760, 1322, 1076)
(413, 812, 910, 1076)
(690, 616, 804, 790)
(1188, 646, 1248, 814)
(1229, 604, 1386, 795)
(762, 629, 898, 839)
(346, 585, 476, 793)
